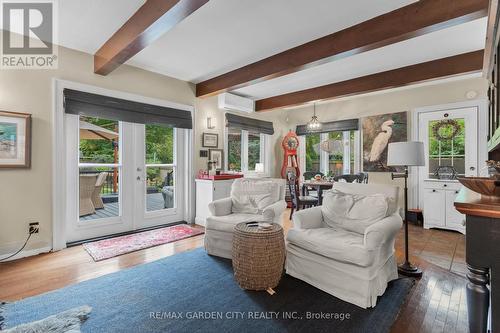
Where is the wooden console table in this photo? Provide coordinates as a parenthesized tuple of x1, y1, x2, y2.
(455, 188, 500, 333)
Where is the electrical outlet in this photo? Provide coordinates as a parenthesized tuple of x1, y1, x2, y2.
(29, 222, 39, 234)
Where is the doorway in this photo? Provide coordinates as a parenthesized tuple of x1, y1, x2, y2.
(53, 80, 193, 246)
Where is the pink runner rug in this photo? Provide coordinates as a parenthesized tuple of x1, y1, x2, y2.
(83, 224, 204, 261)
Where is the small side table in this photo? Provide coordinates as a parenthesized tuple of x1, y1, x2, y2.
(232, 222, 285, 294)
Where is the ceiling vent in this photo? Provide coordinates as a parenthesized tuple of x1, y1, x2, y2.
(218, 93, 255, 113)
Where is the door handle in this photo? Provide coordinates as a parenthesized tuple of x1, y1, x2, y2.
(137, 167, 142, 172)
(469, 166, 476, 171)
(136, 176, 141, 181)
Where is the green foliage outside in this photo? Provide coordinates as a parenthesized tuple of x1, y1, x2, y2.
(305, 133, 320, 172)
(248, 132, 260, 171)
(428, 119, 465, 157)
(79, 117, 117, 164)
(145, 125, 173, 189)
(228, 132, 242, 171)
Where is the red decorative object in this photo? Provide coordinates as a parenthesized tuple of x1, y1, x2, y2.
(82, 225, 204, 261)
(281, 130, 300, 179)
(197, 173, 244, 180)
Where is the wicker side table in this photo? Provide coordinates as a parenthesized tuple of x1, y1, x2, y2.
(232, 222, 285, 293)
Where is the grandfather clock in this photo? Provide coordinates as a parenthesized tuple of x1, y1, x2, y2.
(281, 130, 300, 178)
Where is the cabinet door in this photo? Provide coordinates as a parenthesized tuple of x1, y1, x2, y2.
(446, 190, 466, 228)
(213, 181, 232, 200)
(423, 189, 446, 227)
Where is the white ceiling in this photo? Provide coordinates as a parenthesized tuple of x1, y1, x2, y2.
(53, 0, 486, 102)
(127, 0, 417, 82)
(234, 17, 487, 99)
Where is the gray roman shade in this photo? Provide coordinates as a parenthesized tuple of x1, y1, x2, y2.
(225, 113, 274, 135)
(64, 89, 192, 129)
(296, 118, 359, 136)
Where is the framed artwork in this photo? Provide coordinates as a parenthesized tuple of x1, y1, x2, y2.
(209, 149, 224, 169)
(362, 111, 407, 172)
(0, 111, 31, 168)
(202, 132, 218, 148)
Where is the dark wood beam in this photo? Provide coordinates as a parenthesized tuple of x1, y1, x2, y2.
(94, 0, 209, 75)
(255, 50, 484, 111)
(196, 0, 488, 97)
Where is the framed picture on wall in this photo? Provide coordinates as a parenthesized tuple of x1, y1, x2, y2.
(362, 111, 407, 172)
(202, 132, 218, 148)
(0, 111, 31, 168)
(209, 149, 224, 169)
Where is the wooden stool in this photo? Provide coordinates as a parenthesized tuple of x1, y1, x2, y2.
(407, 208, 423, 226)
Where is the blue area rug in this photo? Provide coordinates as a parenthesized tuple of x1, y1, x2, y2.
(1, 248, 413, 333)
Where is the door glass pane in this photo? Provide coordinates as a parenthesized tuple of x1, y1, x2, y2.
(228, 128, 242, 171)
(146, 125, 173, 164)
(248, 131, 261, 171)
(146, 165, 174, 211)
(79, 167, 120, 221)
(79, 116, 120, 221)
(145, 125, 175, 212)
(305, 133, 321, 173)
(428, 118, 465, 178)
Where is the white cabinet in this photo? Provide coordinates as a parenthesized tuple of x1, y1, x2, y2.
(195, 179, 234, 226)
(423, 179, 465, 234)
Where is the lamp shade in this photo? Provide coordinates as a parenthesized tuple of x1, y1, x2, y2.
(387, 141, 425, 166)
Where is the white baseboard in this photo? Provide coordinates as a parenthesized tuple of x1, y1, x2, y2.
(0, 246, 52, 262)
(195, 217, 206, 227)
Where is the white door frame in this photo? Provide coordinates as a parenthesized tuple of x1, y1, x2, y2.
(52, 79, 194, 251)
(410, 99, 488, 209)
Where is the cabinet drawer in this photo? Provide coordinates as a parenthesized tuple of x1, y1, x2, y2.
(423, 180, 462, 191)
(423, 188, 446, 227)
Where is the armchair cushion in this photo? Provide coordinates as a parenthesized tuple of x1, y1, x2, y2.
(291, 206, 324, 229)
(206, 213, 268, 233)
(231, 179, 280, 214)
(208, 197, 232, 217)
(321, 190, 389, 234)
(287, 227, 375, 267)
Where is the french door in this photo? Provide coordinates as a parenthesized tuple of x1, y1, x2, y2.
(65, 114, 185, 243)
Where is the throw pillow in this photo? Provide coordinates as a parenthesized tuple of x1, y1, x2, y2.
(231, 180, 279, 214)
(321, 190, 389, 234)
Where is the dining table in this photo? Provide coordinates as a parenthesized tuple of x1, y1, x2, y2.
(302, 180, 334, 205)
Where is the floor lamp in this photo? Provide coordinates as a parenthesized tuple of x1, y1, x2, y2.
(387, 141, 425, 278)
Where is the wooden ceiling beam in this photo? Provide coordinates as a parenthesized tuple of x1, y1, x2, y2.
(255, 50, 484, 111)
(94, 0, 209, 75)
(196, 0, 488, 97)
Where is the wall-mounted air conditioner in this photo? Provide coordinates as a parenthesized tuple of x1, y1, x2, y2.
(218, 93, 255, 113)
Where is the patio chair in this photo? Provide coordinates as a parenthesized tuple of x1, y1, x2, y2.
(80, 174, 97, 217)
(91, 172, 108, 209)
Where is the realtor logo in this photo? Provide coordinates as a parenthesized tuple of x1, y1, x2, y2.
(1, 0, 58, 69)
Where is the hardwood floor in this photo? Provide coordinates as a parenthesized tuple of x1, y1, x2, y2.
(0, 212, 468, 332)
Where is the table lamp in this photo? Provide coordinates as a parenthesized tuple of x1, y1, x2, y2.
(387, 141, 425, 277)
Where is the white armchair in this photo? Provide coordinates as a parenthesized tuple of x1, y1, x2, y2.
(204, 178, 286, 259)
(285, 182, 402, 308)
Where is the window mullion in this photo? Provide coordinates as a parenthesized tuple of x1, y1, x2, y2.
(241, 130, 249, 172)
(320, 132, 329, 175)
(342, 131, 351, 174)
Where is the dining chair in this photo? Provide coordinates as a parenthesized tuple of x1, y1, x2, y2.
(287, 172, 318, 219)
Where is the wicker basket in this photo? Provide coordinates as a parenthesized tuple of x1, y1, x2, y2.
(232, 222, 285, 291)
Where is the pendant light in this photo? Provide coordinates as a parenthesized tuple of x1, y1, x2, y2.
(307, 103, 322, 132)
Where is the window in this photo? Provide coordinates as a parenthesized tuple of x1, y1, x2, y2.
(226, 128, 268, 173)
(302, 130, 359, 177)
(227, 128, 242, 171)
(428, 119, 465, 177)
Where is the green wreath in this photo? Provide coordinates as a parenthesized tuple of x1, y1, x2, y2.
(432, 119, 460, 140)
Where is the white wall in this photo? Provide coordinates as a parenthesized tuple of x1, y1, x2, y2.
(194, 96, 287, 177)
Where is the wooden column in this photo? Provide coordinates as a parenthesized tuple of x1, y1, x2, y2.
(455, 188, 500, 333)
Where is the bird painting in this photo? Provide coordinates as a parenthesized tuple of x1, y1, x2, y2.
(362, 112, 407, 172)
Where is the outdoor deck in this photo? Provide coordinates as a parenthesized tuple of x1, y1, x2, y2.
(80, 193, 169, 221)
